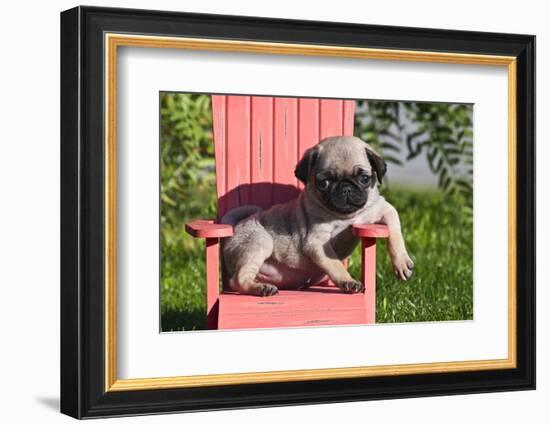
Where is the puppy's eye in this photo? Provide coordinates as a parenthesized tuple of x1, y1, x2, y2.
(317, 179, 331, 190)
(358, 174, 370, 185)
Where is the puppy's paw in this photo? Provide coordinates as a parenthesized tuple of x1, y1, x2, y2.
(254, 283, 279, 297)
(391, 252, 414, 281)
(340, 280, 364, 294)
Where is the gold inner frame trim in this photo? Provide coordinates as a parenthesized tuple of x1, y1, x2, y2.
(104, 33, 518, 392)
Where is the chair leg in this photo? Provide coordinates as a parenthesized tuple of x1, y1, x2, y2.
(361, 237, 377, 323)
(205, 238, 220, 330)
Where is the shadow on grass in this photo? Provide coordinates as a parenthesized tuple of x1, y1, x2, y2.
(161, 308, 206, 332)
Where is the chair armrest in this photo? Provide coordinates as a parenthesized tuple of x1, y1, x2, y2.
(352, 224, 388, 324)
(185, 219, 233, 238)
(352, 224, 389, 239)
(184, 219, 230, 330)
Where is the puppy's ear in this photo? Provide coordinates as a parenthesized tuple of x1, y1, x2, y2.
(365, 145, 387, 184)
(295, 146, 320, 184)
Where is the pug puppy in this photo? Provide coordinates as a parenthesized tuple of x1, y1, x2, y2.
(221, 136, 414, 296)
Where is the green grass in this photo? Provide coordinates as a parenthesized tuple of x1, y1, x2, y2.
(161, 188, 473, 331)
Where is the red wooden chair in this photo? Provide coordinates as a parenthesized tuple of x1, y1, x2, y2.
(186, 95, 389, 330)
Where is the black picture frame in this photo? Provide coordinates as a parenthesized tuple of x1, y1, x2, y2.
(61, 5, 535, 419)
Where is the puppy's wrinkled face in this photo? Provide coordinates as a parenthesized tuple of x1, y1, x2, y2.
(314, 164, 370, 214)
(295, 136, 387, 215)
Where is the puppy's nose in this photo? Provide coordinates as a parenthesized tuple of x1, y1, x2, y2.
(342, 185, 352, 196)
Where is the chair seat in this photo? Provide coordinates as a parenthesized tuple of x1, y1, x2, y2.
(218, 286, 370, 330)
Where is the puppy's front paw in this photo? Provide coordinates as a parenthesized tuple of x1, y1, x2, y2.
(254, 283, 279, 297)
(340, 280, 364, 294)
(391, 252, 414, 281)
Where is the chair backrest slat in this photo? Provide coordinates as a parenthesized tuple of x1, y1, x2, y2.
(212, 95, 355, 219)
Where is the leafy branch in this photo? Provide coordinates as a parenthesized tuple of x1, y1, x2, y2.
(355, 100, 473, 218)
(160, 93, 218, 246)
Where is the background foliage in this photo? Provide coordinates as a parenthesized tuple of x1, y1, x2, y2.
(355, 100, 473, 219)
(160, 93, 473, 332)
(160, 93, 217, 249)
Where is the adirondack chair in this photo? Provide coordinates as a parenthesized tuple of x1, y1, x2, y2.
(185, 95, 389, 330)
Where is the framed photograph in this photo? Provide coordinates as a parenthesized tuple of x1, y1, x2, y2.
(60, 5, 535, 419)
